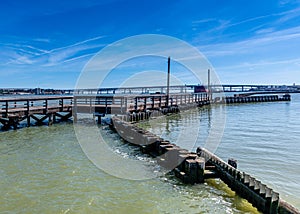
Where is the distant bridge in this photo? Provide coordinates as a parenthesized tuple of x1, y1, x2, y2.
(0, 84, 299, 95)
(72, 84, 300, 94)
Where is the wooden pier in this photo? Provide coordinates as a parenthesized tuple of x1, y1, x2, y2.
(0, 89, 292, 130)
(73, 92, 209, 114)
(0, 96, 73, 129)
(0, 92, 209, 130)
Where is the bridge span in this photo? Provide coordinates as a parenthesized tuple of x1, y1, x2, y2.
(1, 84, 300, 95)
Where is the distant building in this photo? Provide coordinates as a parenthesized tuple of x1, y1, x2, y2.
(34, 88, 41, 95)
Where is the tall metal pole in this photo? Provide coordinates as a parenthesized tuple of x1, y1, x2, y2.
(208, 69, 211, 101)
(166, 57, 171, 107)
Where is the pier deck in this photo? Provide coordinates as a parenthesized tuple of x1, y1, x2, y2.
(0, 92, 209, 129)
(0, 90, 291, 130)
(0, 96, 73, 129)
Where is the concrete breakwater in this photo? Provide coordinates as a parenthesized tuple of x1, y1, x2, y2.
(197, 147, 300, 214)
(110, 116, 300, 214)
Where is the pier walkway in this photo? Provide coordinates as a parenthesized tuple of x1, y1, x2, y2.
(0, 86, 292, 130)
(0, 96, 73, 129)
(0, 92, 209, 129)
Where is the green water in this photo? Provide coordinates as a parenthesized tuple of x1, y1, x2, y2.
(0, 124, 258, 213)
(1, 94, 300, 213)
(144, 93, 300, 211)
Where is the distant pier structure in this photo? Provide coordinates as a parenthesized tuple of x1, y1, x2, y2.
(0, 84, 293, 130)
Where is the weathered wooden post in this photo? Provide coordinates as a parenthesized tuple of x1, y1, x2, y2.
(26, 100, 30, 127)
(143, 97, 147, 111)
(97, 114, 102, 124)
(105, 97, 108, 114)
(48, 113, 53, 125)
(134, 97, 138, 112)
(5, 101, 8, 118)
(73, 97, 77, 123)
(43, 99, 48, 114)
(59, 98, 64, 112)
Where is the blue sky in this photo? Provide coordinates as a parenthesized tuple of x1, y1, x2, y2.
(1, 0, 300, 88)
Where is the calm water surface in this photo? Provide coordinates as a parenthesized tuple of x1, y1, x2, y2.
(1, 94, 299, 213)
(146, 93, 300, 210)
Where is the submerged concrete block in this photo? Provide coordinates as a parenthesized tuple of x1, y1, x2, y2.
(195, 157, 205, 183)
(185, 159, 198, 184)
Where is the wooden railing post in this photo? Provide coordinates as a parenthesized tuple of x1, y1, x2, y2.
(5, 101, 8, 118)
(44, 99, 48, 114)
(60, 98, 64, 111)
(26, 100, 30, 127)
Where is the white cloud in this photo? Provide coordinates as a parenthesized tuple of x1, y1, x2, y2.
(194, 7, 300, 38)
(192, 18, 216, 25)
(195, 22, 300, 84)
(46, 35, 105, 54)
(45, 43, 104, 66)
(279, 0, 300, 6)
(215, 58, 300, 71)
(200, 25, 300, 58)
(1, 35, 106, 67)
(255, 27, 275, 35)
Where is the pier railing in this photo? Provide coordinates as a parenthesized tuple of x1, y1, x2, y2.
(0, 93, 209, 129)
(0, 91, 292, 130)
(0, 96, 73, 118)
(0, 96, 73, 129)
(73, 93, 209, 114)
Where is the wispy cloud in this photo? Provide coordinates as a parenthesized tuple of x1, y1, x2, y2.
(233, 7, 300, 28)
(279, 0, 300, 6)
(59, 53, 96, 64)
(31, 38, 51, 43)
(195, 21, 300, 85)
(45, 42, 105, 66)
(276, 7, 300, 24)
(46, 35, 105, 54)
(227, 14, 275, 28)
(192, 18, 216, 25)
(200, 25, 300, 57)
(215, 57, 300, 71)
(1, 35, 106, 67)
(195, 6, 300, 38)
